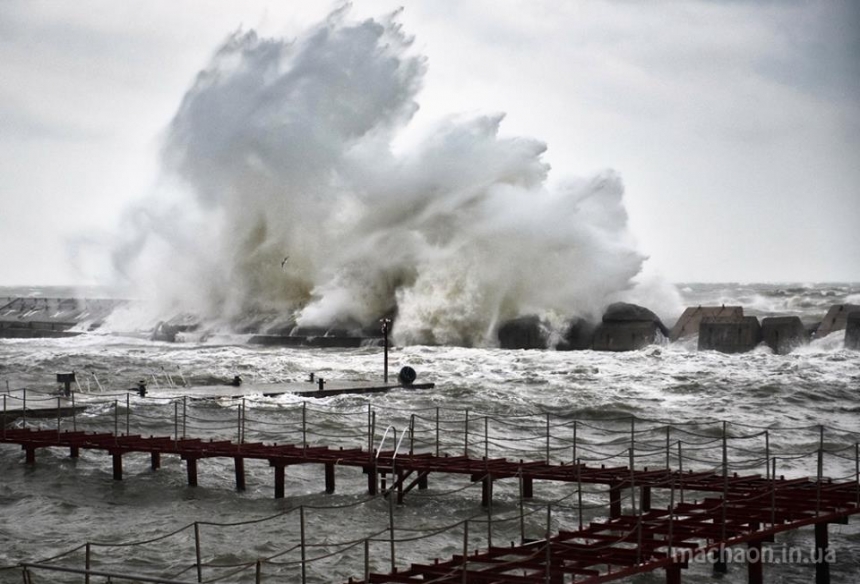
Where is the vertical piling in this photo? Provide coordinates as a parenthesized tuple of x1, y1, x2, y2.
(325, 462, 335, 494)
(273, 462, 286, 499)
(815, 522, 830, 584)
(609, 483, 622, 519)
(235, 457, 245, 491)
(126, 393, 131, 436)
(186, 457, 198, 487)
(748, 532, 763, 584)
(481, 475, 493, 508)
(112, 452, 122, 480)
(151, 452, 161, 471)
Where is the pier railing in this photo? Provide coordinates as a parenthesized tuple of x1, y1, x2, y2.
(3, 388, 860, 583)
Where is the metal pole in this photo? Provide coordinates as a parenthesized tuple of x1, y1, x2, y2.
(182, 396, 187, 439)
(56, 396, 61, 437)
(572, 421, 577, 464)
(241, 398, 246, 444)
(363, 539, 370, 582)
(85, 542, 91, 584)
(722, 421, 728, 478)
(666, 425, 671, 469)
(544, 505, 552, 584)
(174, 401, 179, 444)
(72, 392, 76, 432)
(302, 402, 307, 449)
(668, 477, 675, 560)
(367, 404, 372, 455)
(630, 416, 635, 462)
(765, 430, 770, 480)
(771, 457, 777, 529)
(487, 481, 493, 549)
(545, 413, 551, 464)
(678, 441, 684, 504)
(484, 416, 488, 460)
(577, 458, 583, 531)
(2, 395, 5, 438)
(300, 506, 307, 584)
(464, 409, 469, 457)
(389, 478, 396, 572)
(114, 400, 119, 440)
(237, 402, 242, 444)
(255, 559, 261, 584)
(461, 521, 469, 584)
(22, 388, 26, 428)
(817, 426, 824, 516)
(519, 474, 526, 544)
(126, 393, 131, 436)
(435, 407, 440, 457)
(381, 318, 390, 383)
(194, 522, 202, 583)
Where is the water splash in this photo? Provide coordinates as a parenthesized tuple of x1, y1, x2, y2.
(107, 8, 675, 345)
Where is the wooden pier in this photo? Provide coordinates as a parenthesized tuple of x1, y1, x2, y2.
(3, 400, 859, 583)
(3, 425, 858, 583)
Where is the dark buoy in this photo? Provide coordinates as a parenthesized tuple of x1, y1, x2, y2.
(398, 366, 417, 386)
(137, 380, 147, 397)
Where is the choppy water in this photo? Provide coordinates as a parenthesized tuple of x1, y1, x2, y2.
(1, 283, 860, 583)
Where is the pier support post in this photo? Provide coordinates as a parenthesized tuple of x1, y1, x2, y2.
(112, 452, 123, 480)
(367, 466, 378, 496)
(815, 522, 830, 584)
(665, 563, 682, 584)
(70, 446, 79, 459)
(748, 539, 763, 584)
(712, 546, 728, 574)
(609, 483, 622, 519)
(235, 457, 246, 491)
(272, 462, 286, 499)
(418, 472, 428, 490)
(325, 462, 336, 494)
(481, 475, 493, 508)
(522, 476, 534, 499)
(186, 457, 198, 487)
(641, 486, 651, 512)
(25, 447, 35, 465)
(151, 452, 161, 471)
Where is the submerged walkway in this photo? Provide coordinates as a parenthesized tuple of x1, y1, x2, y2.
(2, 425, 859, 583)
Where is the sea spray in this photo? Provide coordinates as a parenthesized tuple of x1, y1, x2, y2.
(107, 8, 677, 345)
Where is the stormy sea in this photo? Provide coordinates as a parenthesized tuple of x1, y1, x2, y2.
(3, 9, 859, 584)
(1, 282, 859, 584)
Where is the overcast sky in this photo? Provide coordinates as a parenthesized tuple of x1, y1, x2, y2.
(1, 0, 858, 286)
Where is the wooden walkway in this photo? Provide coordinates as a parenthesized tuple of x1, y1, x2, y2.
(2, 427, 858, 583)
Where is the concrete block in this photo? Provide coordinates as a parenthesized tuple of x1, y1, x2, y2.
(592, 321, 660, 352)
(761, 316, 808, 354)
(556, 317, 596, 351)
(670, 306, 744, 341)
(816, 304, 860, 338)
(698, 316, 762, 353)
(846, 312, 860, 350)
(498, 316, 548, 350)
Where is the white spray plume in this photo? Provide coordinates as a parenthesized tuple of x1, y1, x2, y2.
(107, 8, 677, 346)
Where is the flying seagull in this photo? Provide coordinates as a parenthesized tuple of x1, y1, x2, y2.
(281, 255, 290, 270)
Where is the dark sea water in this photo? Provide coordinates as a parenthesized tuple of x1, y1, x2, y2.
(1, 283, 859, 583)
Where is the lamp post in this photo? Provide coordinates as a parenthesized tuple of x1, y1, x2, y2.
(381, 318, 391, 383)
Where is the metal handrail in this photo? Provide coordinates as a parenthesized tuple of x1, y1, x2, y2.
(376, 425, 397, 461)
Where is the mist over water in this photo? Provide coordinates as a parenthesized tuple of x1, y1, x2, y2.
(109, 8, 677, 345)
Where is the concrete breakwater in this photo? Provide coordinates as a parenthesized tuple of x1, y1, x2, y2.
(0, 296, 857, 354)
